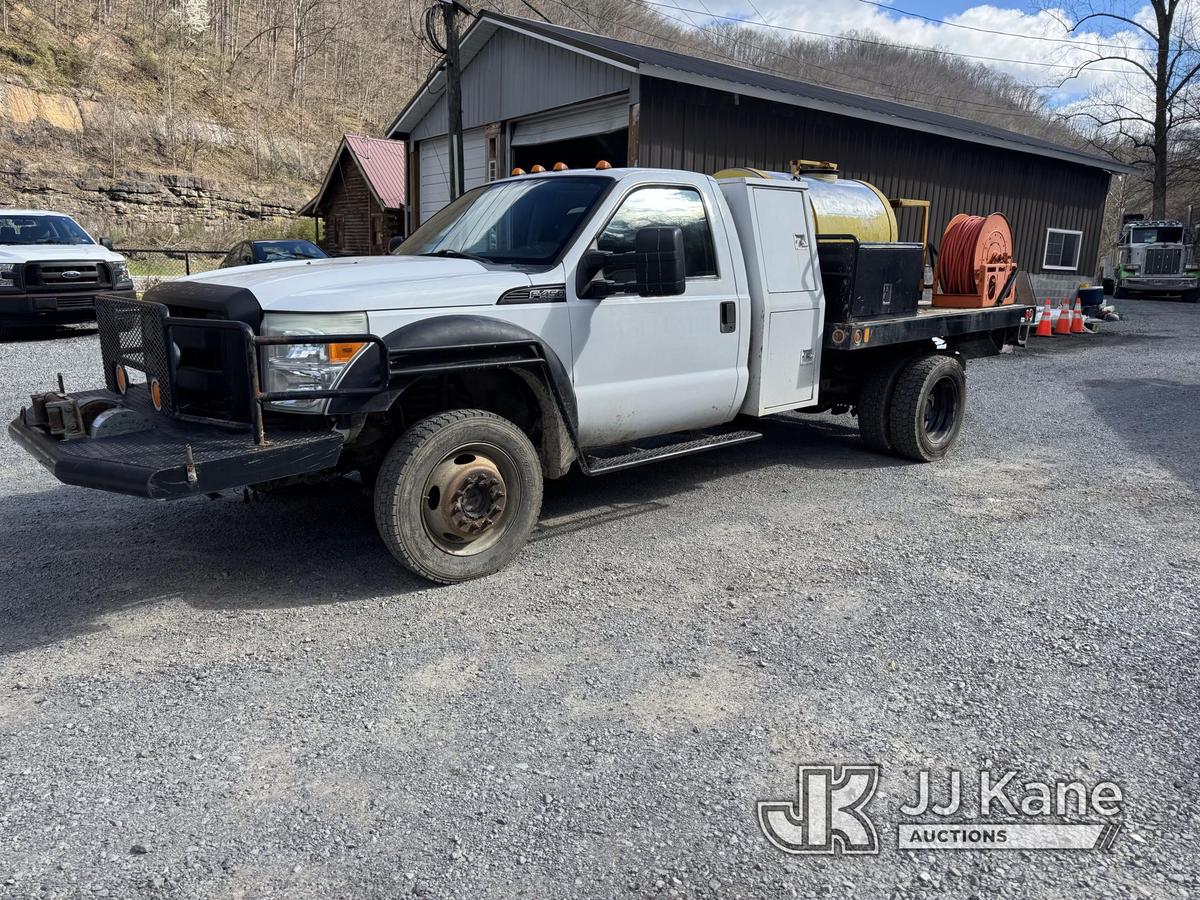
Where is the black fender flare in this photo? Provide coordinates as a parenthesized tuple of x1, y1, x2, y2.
(328, 315, 578, 432)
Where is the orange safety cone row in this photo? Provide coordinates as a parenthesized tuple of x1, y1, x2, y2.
(1070, 297, 1086, 334)
(1035, 298, 1054, 337)
(1054, 297, 1073, 335)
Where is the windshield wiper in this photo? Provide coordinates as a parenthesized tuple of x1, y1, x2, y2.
(419, 249, 491, 263)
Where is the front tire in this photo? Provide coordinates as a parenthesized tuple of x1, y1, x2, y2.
(887, 355, 966, 462)
(373, 409, 543, 583)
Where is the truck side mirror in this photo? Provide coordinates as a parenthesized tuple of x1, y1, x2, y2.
(99, 236, 114, 250)
(387, 235, 405, 253)
(633, 226, 686, 297)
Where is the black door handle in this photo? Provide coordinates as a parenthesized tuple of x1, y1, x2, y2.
(720, 300, 736, 333)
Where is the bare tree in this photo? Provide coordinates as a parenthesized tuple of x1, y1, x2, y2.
(1059, 0, 1200, 216)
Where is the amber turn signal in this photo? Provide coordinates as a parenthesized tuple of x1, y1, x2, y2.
(328, 342, 366, 364)
(149, 377, 163, 410)
(114, 364, 128, 394)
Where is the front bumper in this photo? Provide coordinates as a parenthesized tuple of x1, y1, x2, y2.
(0, 288, 136, 326)
(1122, 276, 1199, 292)
(9, 389, 345, 500)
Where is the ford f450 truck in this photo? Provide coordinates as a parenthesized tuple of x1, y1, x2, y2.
(10, 168, 1031, 582)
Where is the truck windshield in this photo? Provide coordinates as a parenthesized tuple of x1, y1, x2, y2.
(1129, 226, 1184, 244)
(396, 176, 611, 266)
(0, 215, 94, 245)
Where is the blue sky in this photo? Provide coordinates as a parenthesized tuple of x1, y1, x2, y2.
(693, 0, 1155, 112)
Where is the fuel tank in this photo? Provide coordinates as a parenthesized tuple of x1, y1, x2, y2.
(713, 166, 898, 244)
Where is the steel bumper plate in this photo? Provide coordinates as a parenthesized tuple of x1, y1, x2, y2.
(9, 389, 344, 500)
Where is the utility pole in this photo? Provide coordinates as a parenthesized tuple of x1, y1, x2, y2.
(440, 0, 471, 200)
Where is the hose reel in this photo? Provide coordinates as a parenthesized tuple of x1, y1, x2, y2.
(932, 213, 1017, 308)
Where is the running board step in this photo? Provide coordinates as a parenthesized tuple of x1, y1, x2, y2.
(583, 429, 762, 475)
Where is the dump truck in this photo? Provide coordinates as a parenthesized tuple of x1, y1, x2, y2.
(1099, 215, 1199, 301)
(10, 165, 1032, 583)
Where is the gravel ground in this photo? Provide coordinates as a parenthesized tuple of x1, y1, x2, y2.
(0, 300, 1197, 900)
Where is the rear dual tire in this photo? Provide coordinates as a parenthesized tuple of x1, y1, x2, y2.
(858, 353, 966, 462)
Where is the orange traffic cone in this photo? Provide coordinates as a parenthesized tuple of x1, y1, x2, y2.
(1035, 298, 1054, 337)
(1070, 298, 1086, 334)
(1054, 297, 1072, 335)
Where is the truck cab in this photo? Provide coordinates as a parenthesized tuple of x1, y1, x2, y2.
(0, 209, 136, 334)
(1100, 219, 1200, 301)
(9, 167, 1029, 583)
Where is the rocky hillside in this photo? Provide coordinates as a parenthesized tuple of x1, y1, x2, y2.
(0, 0, 434, 244)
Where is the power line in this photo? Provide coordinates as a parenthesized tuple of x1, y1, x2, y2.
(852, 0, 1174, 54)
(515, 0, 553, 24)
(636, 0, 1144, 76)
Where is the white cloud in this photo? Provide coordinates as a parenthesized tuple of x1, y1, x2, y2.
(702, 0, 1154, 108)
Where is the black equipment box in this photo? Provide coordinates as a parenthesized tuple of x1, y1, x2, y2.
(817, 236, 923, 321)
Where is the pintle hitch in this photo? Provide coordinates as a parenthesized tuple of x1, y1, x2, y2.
(24, 392, 89, 441)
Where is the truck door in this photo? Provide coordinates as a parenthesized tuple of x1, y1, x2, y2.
(568, 183, 742, 447)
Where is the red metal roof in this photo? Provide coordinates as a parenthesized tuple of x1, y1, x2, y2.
(345, 135, 407, 210)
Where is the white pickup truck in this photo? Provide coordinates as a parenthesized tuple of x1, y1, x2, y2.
(10, 167, 1029, 582)
(0, 209, 135, 335)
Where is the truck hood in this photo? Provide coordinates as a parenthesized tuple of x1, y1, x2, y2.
(181, 255, 535, 312)
(0, 244, 124, 264)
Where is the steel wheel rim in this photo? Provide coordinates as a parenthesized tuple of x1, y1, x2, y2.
(923, 375, 960, 444)
(420, 442, 520, 556)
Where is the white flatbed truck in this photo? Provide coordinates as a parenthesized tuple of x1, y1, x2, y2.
(10, 167, 1030, 582)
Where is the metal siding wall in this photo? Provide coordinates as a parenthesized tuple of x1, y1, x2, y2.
(639, 79, 1111, 276)
(411, 30, 632, 140)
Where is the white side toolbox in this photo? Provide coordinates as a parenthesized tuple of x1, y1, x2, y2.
(717, 177, 825, 416)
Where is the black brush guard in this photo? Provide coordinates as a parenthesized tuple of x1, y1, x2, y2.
(8, 295, 390, 499)
(95, 295, 389, 445)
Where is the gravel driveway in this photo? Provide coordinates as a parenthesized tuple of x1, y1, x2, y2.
(0, 300, 1197, 899)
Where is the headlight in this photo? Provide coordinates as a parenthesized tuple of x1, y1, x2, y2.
(111, 261, 132, 286)
(261, 312, 369, 413)
(0, 262, 19, 289)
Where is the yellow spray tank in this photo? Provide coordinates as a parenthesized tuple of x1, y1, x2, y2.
(713, 160, 898, 244)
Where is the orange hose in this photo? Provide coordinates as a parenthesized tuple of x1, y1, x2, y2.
(939, 215, 987, 295)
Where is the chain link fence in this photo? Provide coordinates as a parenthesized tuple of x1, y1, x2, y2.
(118, 248, 227, 293)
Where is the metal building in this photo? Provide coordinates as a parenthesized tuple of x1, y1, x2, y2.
(387, 11, 1135, 287)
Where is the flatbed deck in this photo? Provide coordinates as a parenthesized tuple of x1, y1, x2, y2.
(824, 302, 1032, 351)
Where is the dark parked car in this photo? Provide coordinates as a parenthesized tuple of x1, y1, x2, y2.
(220, 239, 327, 268)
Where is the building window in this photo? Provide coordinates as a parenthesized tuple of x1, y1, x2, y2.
(1044, 228, 1082, 271)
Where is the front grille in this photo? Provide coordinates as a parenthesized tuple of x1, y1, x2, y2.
(1144, 247, 1182, 275)
(27, 261, 111, 291)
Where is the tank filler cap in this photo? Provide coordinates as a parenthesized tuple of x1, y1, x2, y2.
(790, 159, 839, 180)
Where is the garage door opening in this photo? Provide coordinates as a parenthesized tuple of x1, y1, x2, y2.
(509, 97, 630, 174)
(512, 129, 628, 173)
